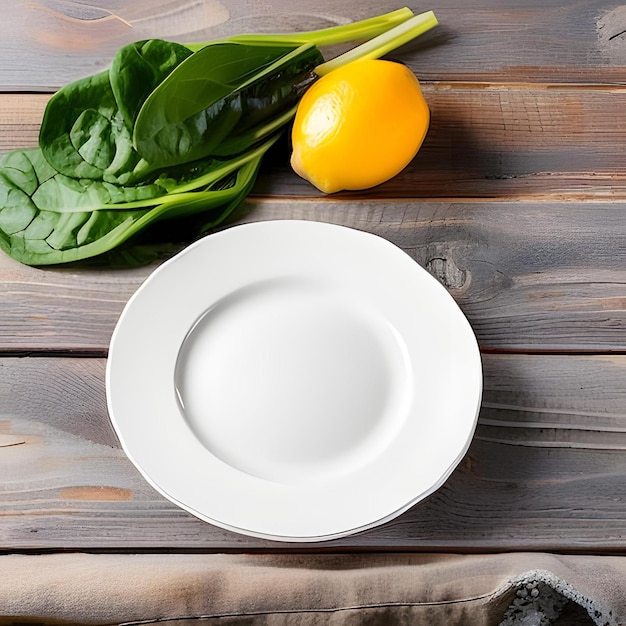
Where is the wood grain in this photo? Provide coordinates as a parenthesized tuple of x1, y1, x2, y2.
(0, 251, 150, 354)
(3, 1, 626, 89)
(258, 83, 626, 200)
(1, 1, 625, 560)
(1, 198, 624, 353)
(5, 85, 626, 200)
(0, 95, 49, 154)
(1, 354, 624, 551)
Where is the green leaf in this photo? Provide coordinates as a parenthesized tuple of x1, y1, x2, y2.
(40, 70, 149, 184)
(39, 39, 192, 186)
(110, 39, 193, 128)
(133, 41, 322, 168)
(0, 138, 274, 265)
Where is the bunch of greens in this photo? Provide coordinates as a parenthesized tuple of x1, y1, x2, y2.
(0, 8, 437, 265)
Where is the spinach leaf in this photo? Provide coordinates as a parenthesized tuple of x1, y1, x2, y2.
(133, 41, 322, 168)
(0, 137, 273, 265)
(39, 70, 149, 185)
(39, 39, 191, 186)
(110, 39, 193, 128)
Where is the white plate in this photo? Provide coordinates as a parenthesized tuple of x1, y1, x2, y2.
(106, 220, 482, 542)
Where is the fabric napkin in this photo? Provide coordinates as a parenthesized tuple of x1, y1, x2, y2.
(0, 551, 622, 625)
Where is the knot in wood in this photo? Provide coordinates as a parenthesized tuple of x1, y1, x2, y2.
(425, 256, 467, 290)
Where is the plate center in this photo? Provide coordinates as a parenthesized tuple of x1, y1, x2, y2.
(174, 278, 411, 483)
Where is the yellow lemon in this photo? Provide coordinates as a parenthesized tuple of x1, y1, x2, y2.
(290, 59, 430, 194)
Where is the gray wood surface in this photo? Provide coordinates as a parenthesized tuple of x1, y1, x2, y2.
(3, 1, 626, 89)
(1, 0, 625, 554)
(6, 86, 626, 199)
(1, 354, 624, 550)
(1, 198, 624, 353)
(256, 84, 626, 200)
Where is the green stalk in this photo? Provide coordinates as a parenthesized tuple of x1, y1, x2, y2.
(100, 134, 279, 210)
(185, 7, 415, 51)
(315, 10, 438, 75)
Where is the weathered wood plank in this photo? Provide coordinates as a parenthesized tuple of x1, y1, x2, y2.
(5, 84, 626, 200)
(0, 95, 49, 155)
(0, 253, 148, 354)
(258, 82, 626, 200)
(1, 354, 625, 551)
(1, 199, 624, 353)
(2, 1, 626, 89)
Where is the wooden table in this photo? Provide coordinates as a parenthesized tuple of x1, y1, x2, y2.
(1, 0, 625, 557)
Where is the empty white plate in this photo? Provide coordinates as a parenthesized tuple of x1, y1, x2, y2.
(106, 220, 482, 541)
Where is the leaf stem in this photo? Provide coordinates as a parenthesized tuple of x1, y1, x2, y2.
(315, 10, 438, 76)
(185, 8, 415, 51)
